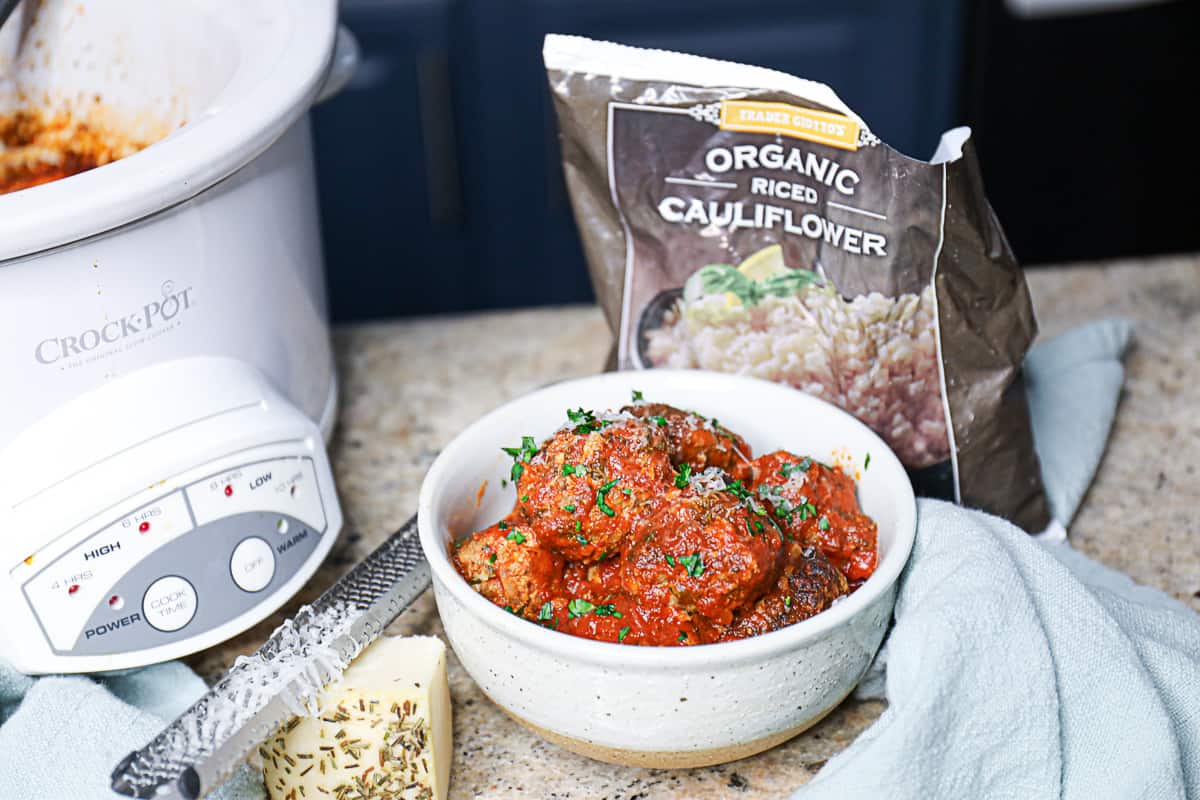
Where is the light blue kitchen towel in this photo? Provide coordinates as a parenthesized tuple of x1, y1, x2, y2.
(0, 659, 266, 799)
(1025, 317, 1136, 530)
(799, 317, 1200, 799)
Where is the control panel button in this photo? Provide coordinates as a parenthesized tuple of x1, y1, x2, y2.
(142, 576, 197, 632)
(230, 537, 275, 593)
(186, 457, 326, 532)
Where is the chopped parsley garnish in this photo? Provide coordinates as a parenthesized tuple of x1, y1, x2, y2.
(622, 488, 632, 496)
(562, 503, 576, 512)
(501, 435, 539, 482)
(562, 463, 580, 477)
(574, 519, 583, 532)
(567, 407, 611, 434)
(665, 554, 675, 567)
(725, 479, 751, 500)
(538, 602, 554, 621)
(864, 452, 871, 470)
(503, 605, 516, 615)
(497, 521, 508, 530)
(567, 598, 595, 618)
(678, 631, 688, 643)
(678, 552, 705, 578)
(487, 553, 497, 564)
(596, 478, 619, 516)
(784, 596, 792, 608)
(757, 484, 795, 522)
(631, 389, 644, 402)
(618, 626, 631, 642)
(727, 479, 771, 519)
(779, 458, 812, 478)
(575, 534, 589, 545)
(652, 415, 668, 427)
(594, 603, 622, 618)
(819, 516, 830, 531)
(673, 463, 692, 488)
(796, 495, 817, 520)
(521, 495, 530, 503)
(506, 530, 527, 544)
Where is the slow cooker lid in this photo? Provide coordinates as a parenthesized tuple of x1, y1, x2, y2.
(0, 0, 338, 262)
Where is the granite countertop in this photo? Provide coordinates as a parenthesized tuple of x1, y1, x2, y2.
(188, 254, 1200, 799)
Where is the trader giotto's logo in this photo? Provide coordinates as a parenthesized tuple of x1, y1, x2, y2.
(34, 284, 195, 365)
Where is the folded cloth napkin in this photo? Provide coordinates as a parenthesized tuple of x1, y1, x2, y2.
(3, 318, 1191, 800)
(799, 318, 1200, 800)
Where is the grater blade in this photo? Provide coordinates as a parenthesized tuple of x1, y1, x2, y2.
(110, 515, 429, 799)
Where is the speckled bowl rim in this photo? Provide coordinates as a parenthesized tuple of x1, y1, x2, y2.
(418, 369, 916, 669)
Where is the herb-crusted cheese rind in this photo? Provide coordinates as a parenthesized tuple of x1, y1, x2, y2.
(262, 636, 452, 800)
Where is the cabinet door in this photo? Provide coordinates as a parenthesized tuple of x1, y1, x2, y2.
(456, 0, 967, 310)
(313, 0, 475, 321)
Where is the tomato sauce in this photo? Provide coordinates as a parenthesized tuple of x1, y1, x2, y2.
(453, 399, 878, 646)
(0, 109, 149, 195)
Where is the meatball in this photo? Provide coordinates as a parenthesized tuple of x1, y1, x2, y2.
(512, 414, 673, 562)
(623, 402, 753, 480)
(747, 450, 878, 582)
(621, 488, 782, 625)
(813, 508, 878, 583)
(719, 544, 849, 641)
(563, 553, 623, 597)
(452, 522, 564, 618)
(747, 450, 861, 515)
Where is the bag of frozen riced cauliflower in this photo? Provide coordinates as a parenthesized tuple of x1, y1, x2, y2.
(544, 35, 1050, 531)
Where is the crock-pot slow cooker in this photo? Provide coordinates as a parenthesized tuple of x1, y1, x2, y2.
(0, 1, 355, 673)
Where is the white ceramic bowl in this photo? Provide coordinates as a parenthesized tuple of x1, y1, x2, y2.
(418, 370, 916, 767)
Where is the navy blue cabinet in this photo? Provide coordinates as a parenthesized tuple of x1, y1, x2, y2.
(316, 0, 966, 321)
(313, 0, 478, 320)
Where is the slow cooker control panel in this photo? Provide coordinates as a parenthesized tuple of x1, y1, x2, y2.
(17, 456, 329, 657)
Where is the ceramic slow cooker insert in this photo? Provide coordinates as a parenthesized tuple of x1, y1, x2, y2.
(0, 0, 355, 674)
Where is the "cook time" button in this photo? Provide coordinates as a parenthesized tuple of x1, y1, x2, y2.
(142, 576, 197, 632)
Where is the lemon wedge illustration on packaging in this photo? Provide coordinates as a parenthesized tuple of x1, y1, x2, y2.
(725, 244, 787, 307)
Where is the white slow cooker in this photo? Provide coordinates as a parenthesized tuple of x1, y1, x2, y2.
(0, 1, 355, 673)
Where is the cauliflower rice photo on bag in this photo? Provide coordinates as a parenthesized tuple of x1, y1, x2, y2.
(644, 259, 947, 468)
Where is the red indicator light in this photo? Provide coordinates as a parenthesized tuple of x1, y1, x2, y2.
(139, 521, 150, 533)
(224, 485, 234, 497)
(68, 584, 80, 595)
(109, 595, 124, 610)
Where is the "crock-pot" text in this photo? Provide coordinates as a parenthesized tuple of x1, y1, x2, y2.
(34, 286, 195, 365)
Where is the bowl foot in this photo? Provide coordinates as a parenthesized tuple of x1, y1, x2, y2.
(496, 691, 850, 769)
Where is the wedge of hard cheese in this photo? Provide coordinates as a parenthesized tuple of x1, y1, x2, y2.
(262, 635, 452, 800)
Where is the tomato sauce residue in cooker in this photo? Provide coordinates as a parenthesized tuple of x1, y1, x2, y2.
(452, 395, 879, 646)
(0, 108, 151, 195)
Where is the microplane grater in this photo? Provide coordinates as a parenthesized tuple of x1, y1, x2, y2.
(110, 515, 429, 799)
